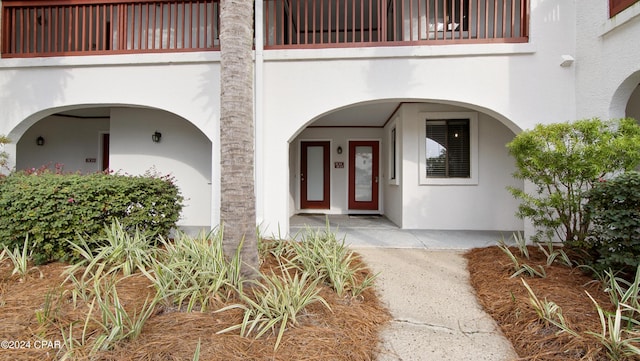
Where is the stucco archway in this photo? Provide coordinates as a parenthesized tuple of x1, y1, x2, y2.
(9, 104, 213, 234)
(287, 99, 524, 232)
(610, 70, 640, 120)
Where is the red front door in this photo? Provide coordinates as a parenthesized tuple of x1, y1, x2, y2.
(300, 141, 330, 209)
(348, 141, 379, 211)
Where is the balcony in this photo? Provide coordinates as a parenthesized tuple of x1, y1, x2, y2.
(1, 0, 528, 58)
(265, 0, 528, 48)
(1, 0, 220, 58)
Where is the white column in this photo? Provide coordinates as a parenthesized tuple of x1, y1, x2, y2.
(254, 0, 266, 231)
(211, 119, 221, 230)
(2, 142, 17, 175)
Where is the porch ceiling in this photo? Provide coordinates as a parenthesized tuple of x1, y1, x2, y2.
(56, 108, 111, 118)
(310, 102, 400, 127)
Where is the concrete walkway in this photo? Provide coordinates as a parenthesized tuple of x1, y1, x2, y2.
(289, 215, 519, 361)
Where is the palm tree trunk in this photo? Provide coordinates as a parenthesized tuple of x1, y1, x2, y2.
(219, 0, 259, 278)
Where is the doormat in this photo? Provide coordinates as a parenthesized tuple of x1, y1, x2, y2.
(348, 214, 382, 219)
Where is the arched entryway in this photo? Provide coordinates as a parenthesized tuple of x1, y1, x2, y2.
(288, 100, 523, 233)
(17, 108, 111, 173)
(12, 105, 212, 234)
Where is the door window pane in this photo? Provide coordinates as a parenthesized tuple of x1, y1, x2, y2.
(306, 146, 324, 201)
(355, 146, 373, 201)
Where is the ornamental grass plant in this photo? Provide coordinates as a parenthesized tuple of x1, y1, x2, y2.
(467, 245, 640, 361)
(265, 224, 378, 298)
(0, 220, 389, 361)
(141, 229, 243, 312)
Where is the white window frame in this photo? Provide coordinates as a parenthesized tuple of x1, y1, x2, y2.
(419, 112, 478, 185)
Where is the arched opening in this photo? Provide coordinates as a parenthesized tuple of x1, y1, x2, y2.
(12, 105, 212, 234)
(17, 107, 111, 172)
(626, 83, 640, 120)
(610, 70, 640, 119)
(288, 99, 523, 234)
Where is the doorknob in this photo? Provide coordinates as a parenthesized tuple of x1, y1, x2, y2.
(301, 173, 305, 182)
(375, 176, 378, 183)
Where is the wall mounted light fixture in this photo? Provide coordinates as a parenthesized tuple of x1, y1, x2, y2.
(152, 131, 162, 143)
(36, 136, 45, 146)
(337, 146, 343, 154)
(560, 55, 574, 67)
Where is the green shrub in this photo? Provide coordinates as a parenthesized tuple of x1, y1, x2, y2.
(583, 171, 640, 276)
(0, 169, 183, 264)
(507, 118, 640, 244)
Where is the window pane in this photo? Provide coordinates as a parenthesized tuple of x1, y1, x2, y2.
(426, 123, 447, 177)
(426, 119, 470, 178)
(447, 121, 470, 178)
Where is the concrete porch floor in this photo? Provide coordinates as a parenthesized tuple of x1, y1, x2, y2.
(289, 214, 517, 250)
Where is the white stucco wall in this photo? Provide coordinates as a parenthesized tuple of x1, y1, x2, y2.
(0, 53, 221, 140)
(16, 115, 109, 173)
(576, 1, 640, 119)
(383, 114, 403, 227)
(109, 107, 212, 231)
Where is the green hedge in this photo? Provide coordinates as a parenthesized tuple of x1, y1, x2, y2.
(0, 169, 183, 264)
(583, 171, 640, 277)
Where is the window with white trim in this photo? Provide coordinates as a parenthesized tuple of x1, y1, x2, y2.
(419, 112, 478, 185)
(426, 119, 470, 178)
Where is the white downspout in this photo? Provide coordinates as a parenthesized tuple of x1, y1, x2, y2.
(254, 0, 265, 231)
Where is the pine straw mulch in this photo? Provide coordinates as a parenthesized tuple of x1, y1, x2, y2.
(0, 251, 391, 361)
(465, 245, 638, 361)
